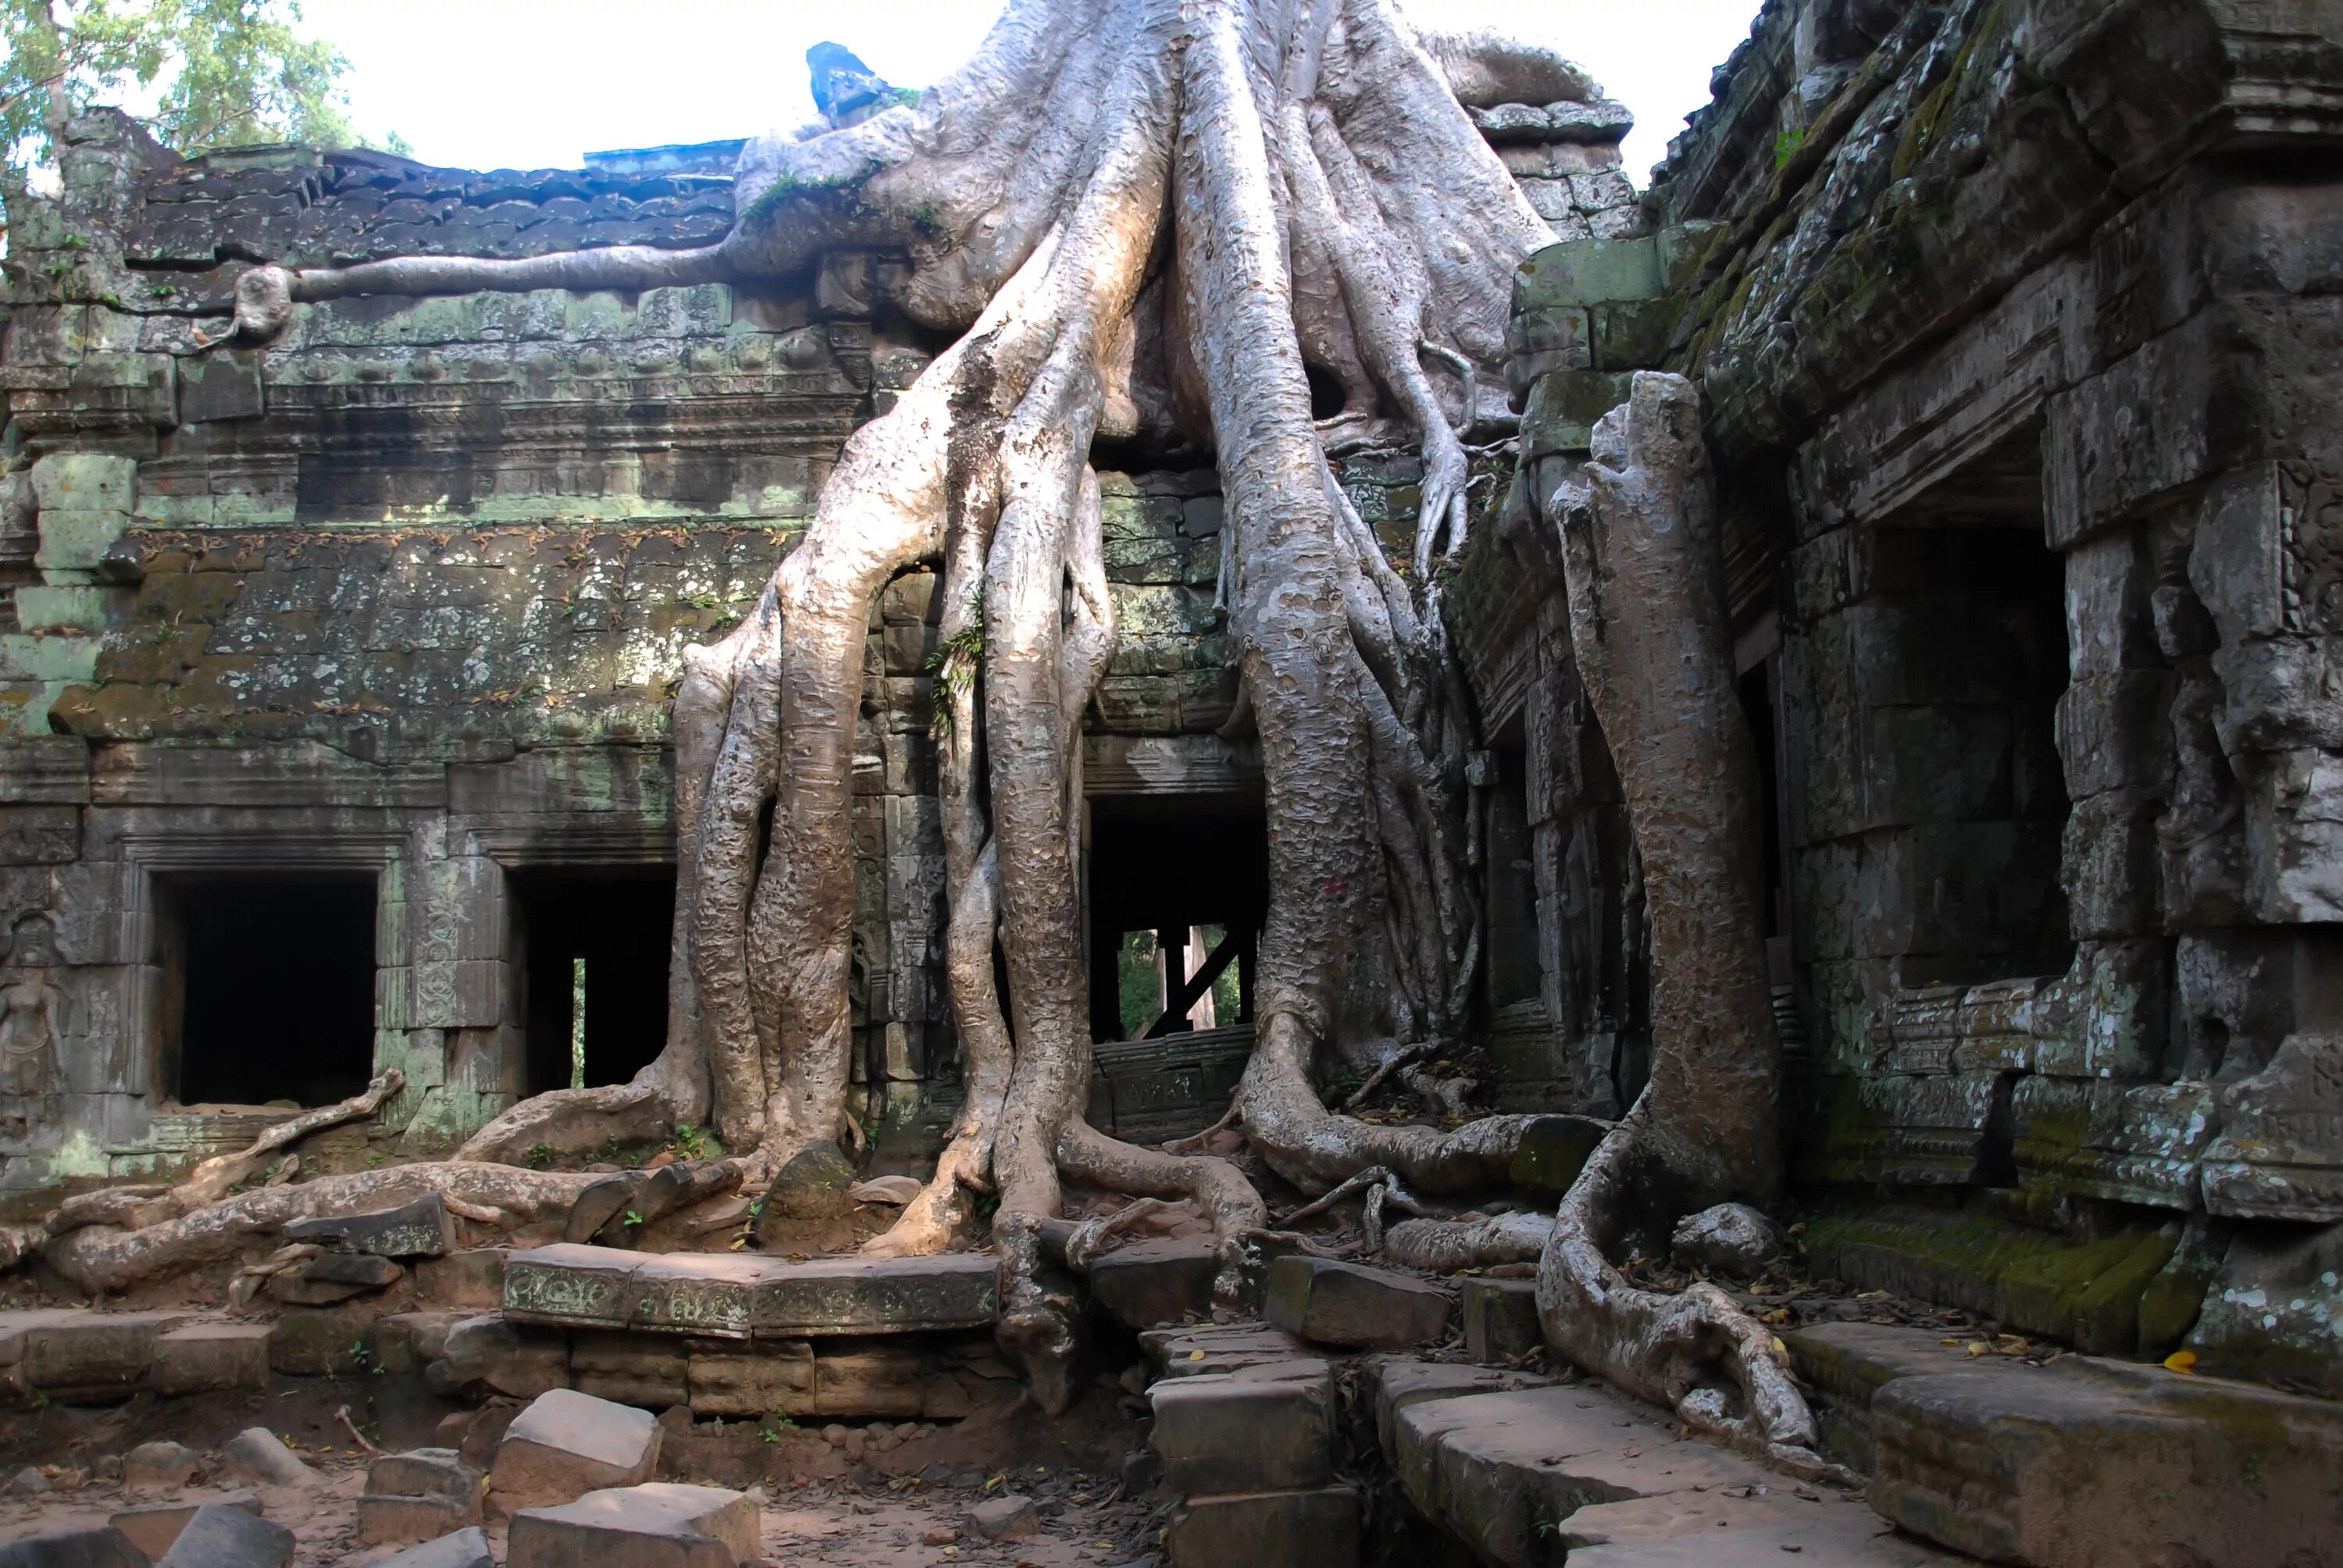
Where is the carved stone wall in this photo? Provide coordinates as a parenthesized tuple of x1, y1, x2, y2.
(1468, 0, 2343, 1392)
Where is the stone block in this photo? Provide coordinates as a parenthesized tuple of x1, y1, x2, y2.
(123, 1441, 201, 1492)
(152, 1322, 272, 1395)
(267, 1303, 374, 1376)
(284, 1192, 456, 1258)
(506, 1483, 757, 1568)
(490, 1388, 661, 1509)
(1164, 1485, 1359, 1568)
(269, 1251, 404, 1306)
(0, 1527, 144, 1568)
(440, 1313, 570, 1399)
(686, 1339, 814, 1417)
(376, 1310, 469, 1375)
(1521, 368, 1636, 458)
(627, 1253, 766, 1338)
(357, 1491, 480, 1548)
(375, 1527, 493, 1568)
(416, 1248, 508, 1308)
(21, 1309, 185, 1395)
(2185, 1220, 2343, 1395)
(14, 585, 116, 635)
(33, 509, 132, 576)
(1510, 1114, 1608, 1194)
(2059, 791, 2163, 939)
(1460, 1278, 1542, 1366)
(30, 454, 136, 512)
(108, 1494, 262, 1562)
(501, 1244, 999, 1339)
(1264, 1256, 1453, 1349)
(364, 1446, 478, 1498)
(176, 351, 264, 423)
(1872, 1360, 2343, 1567)
(2200, 1032, 2343, 1221)
(813, 1345, 925, 1417)
(1150, 1364, 1335, 1495)
(1089, 1236, 1218, 1330)
(152, 1503, 293, 1568)
(1365, 1359, 1553, 1458)
(966, 1494, 1039, 1540)
(1143, 1320, 1316, 1379)
(219, 1427, 314, 1487)
(1514, 237, 1661, 312)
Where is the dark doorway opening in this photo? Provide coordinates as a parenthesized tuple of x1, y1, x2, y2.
(167, 876, 376, 1108)
(512, 868, 675, 1096)
(1087, 796, 1269, 1042)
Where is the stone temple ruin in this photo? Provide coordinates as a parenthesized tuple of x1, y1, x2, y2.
(0, 2, 2341, 1565)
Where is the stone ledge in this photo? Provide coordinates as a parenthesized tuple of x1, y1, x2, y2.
(500, 1244, 998, 1340)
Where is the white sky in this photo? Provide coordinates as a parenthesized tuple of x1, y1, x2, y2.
(300, 1, 1761, 187)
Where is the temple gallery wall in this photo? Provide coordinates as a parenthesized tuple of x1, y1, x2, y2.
(3, 0, 2341, 1406)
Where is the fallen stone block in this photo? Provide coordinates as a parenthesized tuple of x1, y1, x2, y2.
(506, 1482, 758, 1568)
(376, 1526, 494, 1568)
(219, 1428, 314, 1488)
(268, 1252, 405, 1306)
(109, 1493, 262, 1561)
(1089, 1236, 1219, 1329)
(358, 1494, 476, 1548)
(1264, 1256, 1452, 1349)
(0, 1527, 144, 1568)
(1460, 1278, 1540, 1365)
(9, 1467, 48, 1495)
(376, 1310, 470, 1375)
(152, 1503, 294, 1568)
(151, 1322, 273, 1396)
(1871, 1358, 2343, 1567)
(498, 1244, 1000, 1339)
(1164, 1485, 1359, 1568)
(1669, 1203, 1781, 1277)
(284, 1192, 457, 1258)
(359, 1447, 483, 1544)
(366, 1447, 483, 1502)
(415, 1248, 508, 1309)
(490, 1387, 662, 1508)
(438, 1313, 570, 1399)
(1150, 1364, 1335, 1495)
(967, 1494, 1040, 1541)
(122, 1440, 201, 1493)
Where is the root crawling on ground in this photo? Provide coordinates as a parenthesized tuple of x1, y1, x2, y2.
(38, 2, 1819, 1460)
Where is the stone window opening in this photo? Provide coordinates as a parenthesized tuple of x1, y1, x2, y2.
(159, 875, 377, 1110)
(511, 867, 675, 1098)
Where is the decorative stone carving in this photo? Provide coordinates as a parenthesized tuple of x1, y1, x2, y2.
(2200, 1032, 2343, 1222)
(0, 915, 66, 1102)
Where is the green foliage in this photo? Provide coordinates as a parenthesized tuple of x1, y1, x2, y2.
(2, 0, 407, 218)
(672, 1121, 708, 1160)
(525, 1142, 557, 1169)
(1771, 126, 1807, 171)
(925, 587, 986, 736)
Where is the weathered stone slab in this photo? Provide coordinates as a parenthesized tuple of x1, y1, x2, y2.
(686, 1339, 814, 1417)
(1460, 1278, 1541, 1365)
(438, 1313, 569, 1399)
(269, 1251, 404, 1306)
(1365, 1357, 1552, 1457)
(1393, 1384, 1766, 1566)
(284, 1192, 455, 1258)
(499, 1245, 1000, 1340)
(747, 1252, 998, 1337)
(1568, 1510, 1974, 1565)
(1089, 1235, 1218, 1329)
(18, 1310, 187, 1397)
(152, 1502, 294, 1567)
(109, 1493, 262, 1560)
(357, 1493, 477, 1548)
(1871, 1358, 2343, 1567)
(506, 1482, 757, 1568)
(1142, 1320, 1315, 1378)
(123, 1440, 201, 1492)
(1164, 1485, 1359, 1568)
(152, 1322, 273, 1395)
(0, 1527, 144, 1568)
(416, 1248, 508, 1309)
(1780, 1320, 2042, 1472)
(1150, 1363, 1336, 1495)
(490, 1388, 661, 1509)
(628, 1253, 766, 1339)
(219, 1427, 314, 1487)
(375, 1527, 493, 1568)
(811, 1345, 925, 1417)
(501, 1245, 637, 1331)
(1264, 1256, 1453, 1349)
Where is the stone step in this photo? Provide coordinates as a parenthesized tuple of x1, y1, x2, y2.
(1369, 1357, 1979, 1567)
(499, 1243, 997, 1339)
(1140, 1320, 1316, 1378)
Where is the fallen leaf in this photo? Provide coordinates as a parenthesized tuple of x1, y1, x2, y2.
(2163, 1349, 2198, 1375)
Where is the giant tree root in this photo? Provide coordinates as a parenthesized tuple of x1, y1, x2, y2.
(1535, 1099, 1822, 1469)
(45, 1163, 600, 1295)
